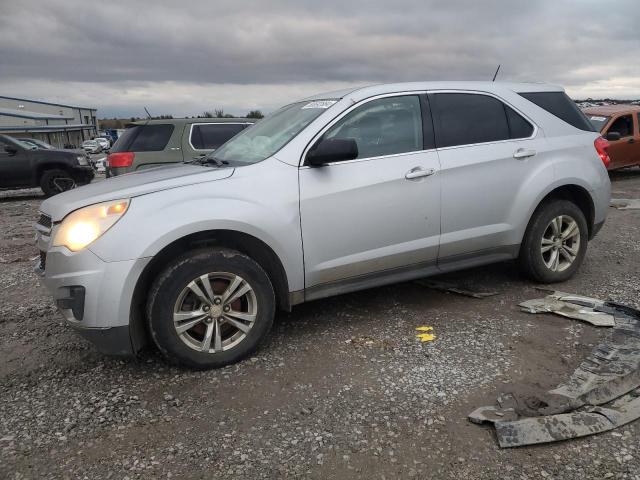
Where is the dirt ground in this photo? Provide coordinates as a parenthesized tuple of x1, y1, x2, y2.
(1, 169, 640, 479)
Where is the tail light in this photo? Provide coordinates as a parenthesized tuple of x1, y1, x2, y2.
(107, 152, 135, 168)
(594, 137, 610, 168)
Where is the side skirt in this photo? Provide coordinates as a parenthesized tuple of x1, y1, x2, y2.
(299, 244, 520, 304)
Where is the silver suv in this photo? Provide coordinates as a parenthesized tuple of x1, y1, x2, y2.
(35, 82, 611, 369)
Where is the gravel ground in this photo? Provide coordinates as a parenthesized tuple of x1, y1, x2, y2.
(1, 169, 640, 479)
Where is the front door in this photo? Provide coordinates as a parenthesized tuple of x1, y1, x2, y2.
(605, 114, 637, 169)
(0, 139, 31, 188)
(299, 94, 441, 291)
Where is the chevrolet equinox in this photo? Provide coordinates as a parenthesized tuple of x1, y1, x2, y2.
(35, 82, 611, 369)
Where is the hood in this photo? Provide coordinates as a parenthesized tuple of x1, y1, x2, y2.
(41, 164, 234, 221)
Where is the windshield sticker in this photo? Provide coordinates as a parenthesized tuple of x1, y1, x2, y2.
(302, 100, 337, 109)
(590, 116, 607, 121)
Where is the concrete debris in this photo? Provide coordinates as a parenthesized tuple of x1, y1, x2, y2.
(415, 279, 499, 298)
(471, 299, 640, 447)
(610, 198, 640, 210)
(519, 291, 615, 327)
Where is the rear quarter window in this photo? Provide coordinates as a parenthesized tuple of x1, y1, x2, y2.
(190, 123, 246, 150)
(519, 92, 595, 132)
(111, 124, 174, 152)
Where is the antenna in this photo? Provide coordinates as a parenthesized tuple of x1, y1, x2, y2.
(144, 106, 152, 119)
(492, 64, 501, 82)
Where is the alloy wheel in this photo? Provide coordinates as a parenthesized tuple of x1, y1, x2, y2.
(173, 272, 258, 353)
(541, 215, 580, 272)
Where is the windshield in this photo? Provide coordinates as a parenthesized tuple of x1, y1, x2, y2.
(587, 115, 610, 132)
(29, 138, 55, 149)
(8, 137, 36, 149)
(213, 100, 337, 164)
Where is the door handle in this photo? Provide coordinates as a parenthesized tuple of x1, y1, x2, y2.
(405, 167, 435, 179)
(513, 148, 536, 159)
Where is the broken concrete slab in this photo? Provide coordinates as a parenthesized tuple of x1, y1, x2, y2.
(414, 279, 499, 299)
(611, 198, 640, 210)
(470, 300, 640, 447)
(519, 291, 615, 327)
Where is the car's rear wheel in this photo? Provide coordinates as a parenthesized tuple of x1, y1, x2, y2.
(147, 248, 275, 369)
(40, 169, 76, 196)
(519, 199, 588, 283)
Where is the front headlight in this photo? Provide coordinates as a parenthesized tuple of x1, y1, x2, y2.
(76, 155, 89, 166)
(53, 199, 129, 251)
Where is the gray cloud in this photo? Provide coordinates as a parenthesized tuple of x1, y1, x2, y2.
(0, 0, 638, 117)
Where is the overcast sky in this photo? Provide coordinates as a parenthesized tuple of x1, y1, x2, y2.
(1, 0, 638, 118)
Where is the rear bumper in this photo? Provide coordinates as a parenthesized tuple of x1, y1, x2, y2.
(106, 166, 132, 177)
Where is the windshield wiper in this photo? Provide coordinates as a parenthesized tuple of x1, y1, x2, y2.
(184, 155, 230, 167)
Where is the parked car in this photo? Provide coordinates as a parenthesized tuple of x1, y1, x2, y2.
(93, 156, 107, 174)
(82, 139, 102, 154)
(106, 118, 254, 176)
(582, 105, 640, 170)
(0, 134, 94, 196)
(95, 137, 111, 152)
(35, 82, 610, 368)
(17, 138, 56, 150)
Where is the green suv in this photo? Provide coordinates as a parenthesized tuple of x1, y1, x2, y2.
(106, 118, 254, 176)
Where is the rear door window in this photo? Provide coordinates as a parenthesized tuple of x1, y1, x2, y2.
(111, 124, 174, 152)
(190, 123, 246, 150)
(607, 115, 634, 138)
(518, 92, 595, 131)
(431, 93, 511, 148)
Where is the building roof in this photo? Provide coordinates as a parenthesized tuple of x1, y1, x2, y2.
(0, 124, 96, 132)
(582, 105, 640, 116)
(0, 95, 96, 111)
(0, 107, 73, 120)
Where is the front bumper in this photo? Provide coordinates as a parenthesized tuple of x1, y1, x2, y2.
(35, 245, 150, 356)
(71, 165, 95, 184)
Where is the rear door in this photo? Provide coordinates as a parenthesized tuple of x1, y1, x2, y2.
(604, 114, 636, 169)
(182, 123, 248, 161)
(299, 93, 441, 290)
(429, 91, 542, 265)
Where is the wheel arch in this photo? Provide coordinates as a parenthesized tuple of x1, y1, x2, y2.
(522, 183, 596, 245)
(36, 163, 73, 182)
(129, 229, 291, 352)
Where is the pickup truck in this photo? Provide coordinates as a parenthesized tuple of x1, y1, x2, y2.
(0, 134, 94, 196)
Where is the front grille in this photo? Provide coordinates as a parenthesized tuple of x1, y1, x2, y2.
(37, 213, 52, 230)
(39, 250, 47, 271)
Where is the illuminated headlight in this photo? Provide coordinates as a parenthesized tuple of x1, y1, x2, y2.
(76, 155, 89, 166)
(53, 199, 129, 251)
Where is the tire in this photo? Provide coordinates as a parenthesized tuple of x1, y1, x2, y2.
(40, 169, 76, 196)
(519, 199, 588, 283)
(147, 248, 275, 369)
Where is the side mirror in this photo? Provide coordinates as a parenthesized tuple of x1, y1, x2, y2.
(606, 131, 621, 142)
(306, 138, 358, 167)
(4, 145, 17, 155)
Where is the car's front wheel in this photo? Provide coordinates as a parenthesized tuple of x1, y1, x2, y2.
(40, 169, 76, 196)
(519, 199, 588, 283)
(147, 248, 275, 369)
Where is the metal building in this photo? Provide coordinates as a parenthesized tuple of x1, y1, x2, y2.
(0, 96, 98, 148)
